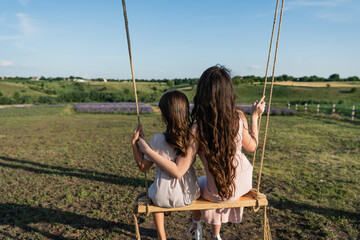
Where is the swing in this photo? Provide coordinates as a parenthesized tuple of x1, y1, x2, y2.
(121, 0, 285, 239)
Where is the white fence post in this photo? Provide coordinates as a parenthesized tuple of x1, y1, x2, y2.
(332, 104, 336, 115)
(352, 105, 355, 121)
(305, 103, 307, 113)
(317, 104, 320, 115)
(287, 103, 290, 109)
(295, 104, 298, 111)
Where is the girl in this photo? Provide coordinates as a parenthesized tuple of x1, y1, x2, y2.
(132, 90, 200, 240)
(137, 66, 265, 240)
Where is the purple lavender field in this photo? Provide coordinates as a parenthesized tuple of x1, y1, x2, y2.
(151, 103, 296, 115)
(74, 102, 153, 114)
(236, 104, 297, 115)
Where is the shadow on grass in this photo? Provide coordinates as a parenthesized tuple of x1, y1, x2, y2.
(0, 203, 157, 239)
(0, 156, 150, 187)
(271, 197, 360, 220)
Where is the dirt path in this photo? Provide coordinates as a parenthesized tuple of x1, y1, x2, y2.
(151, 105, 161, 115)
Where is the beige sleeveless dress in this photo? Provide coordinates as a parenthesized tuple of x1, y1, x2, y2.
(146, 133, 201, 208)
(198, 118, 253, 224)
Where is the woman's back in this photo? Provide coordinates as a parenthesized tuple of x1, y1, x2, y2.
(198, 116, 253, 203)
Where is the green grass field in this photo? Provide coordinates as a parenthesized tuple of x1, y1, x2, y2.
(0, 106, 359, 239)
(1, 80, 360, 109)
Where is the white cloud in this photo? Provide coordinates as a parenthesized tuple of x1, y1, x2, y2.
(292, 56, 303, 60)
(0, 35, 21, 40)
(16, 13, 34, 37)
(18, 0, 29, 7)
(0, 13, 35, 40)
(287, 0, 348, 7)
(99, 56, 121, 60)
(285, 0, 354, 22)
(316, 13, 352, 22)
(0, 61, 13, 67)
(250, 65, 263, 70)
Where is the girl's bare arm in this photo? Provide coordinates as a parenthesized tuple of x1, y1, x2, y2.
(137, 125, 197, 179)
(131, 125, 153, 172)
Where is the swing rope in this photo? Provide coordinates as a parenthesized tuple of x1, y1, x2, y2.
(256, 0, 285, 194)
(121, 0, 150, 219)
(251, 0, 280, 167)
(251, 1, 285, 239)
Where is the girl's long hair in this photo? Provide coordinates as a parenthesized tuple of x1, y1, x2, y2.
(192, 65, 239, 200)
(159, 90, 190, 156)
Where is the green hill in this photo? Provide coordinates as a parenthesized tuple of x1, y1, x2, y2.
(0, 79, 359, 108)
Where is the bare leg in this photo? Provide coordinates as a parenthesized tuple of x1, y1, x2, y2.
(153, 212, 166, 240)
(189, 210, 201, 232)
(193, 210, 201, 221)
(210, 224, 221, 240)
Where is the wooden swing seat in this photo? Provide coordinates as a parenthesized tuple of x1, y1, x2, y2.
(135, 188, 268, 214)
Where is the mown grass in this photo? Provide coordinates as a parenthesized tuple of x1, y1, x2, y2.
(0, 80, 168, 99)
(0, 106, 359, 239)
(0, 81, 47, 97)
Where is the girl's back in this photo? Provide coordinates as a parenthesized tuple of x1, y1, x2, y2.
(147, 133, 200, 208)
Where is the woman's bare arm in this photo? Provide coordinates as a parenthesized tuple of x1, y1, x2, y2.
(241, 96, 266, 152)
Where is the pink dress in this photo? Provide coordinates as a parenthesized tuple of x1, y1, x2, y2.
(198, 117, 253, 225)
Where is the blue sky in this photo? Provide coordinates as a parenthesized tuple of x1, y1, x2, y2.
(0, 0, 359, 79)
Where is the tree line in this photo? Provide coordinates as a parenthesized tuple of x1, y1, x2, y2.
(232, 74, 359, 85)
(2, 73, 359, 85)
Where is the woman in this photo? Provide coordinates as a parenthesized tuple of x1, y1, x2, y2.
(138, 66, 265, 240)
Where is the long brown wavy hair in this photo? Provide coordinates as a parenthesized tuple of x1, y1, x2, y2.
(192, 65, 239, 200)
(159, 90, 190, 156)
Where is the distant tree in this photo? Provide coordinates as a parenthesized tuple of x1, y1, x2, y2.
(40, 76, 46, 80)
(38, 96, 57, 104)
(123, 88, 130, 95)
(280, 74, 290, 81)
(0, 96, 13, 104)
(174, 79, 182, 85)
(329, 74, 340, 81)
(19, 95, 33, 104)
(13, 92, 20, 100)
(276, 75, 284, 81)
(308, 75, 319, 82)
(299, 76, 309, 82)
(347, 76, 359, 81)
(232, 76, 242, 85)
(167, 80, 174, 87)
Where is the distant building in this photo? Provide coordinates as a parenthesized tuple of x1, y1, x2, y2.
(103, 78, 107, 82)
(31, 77, 39, 81)
(1, 76, 4, 80)
(73, 78, 85, 82)
(73, 78, 90, 82)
